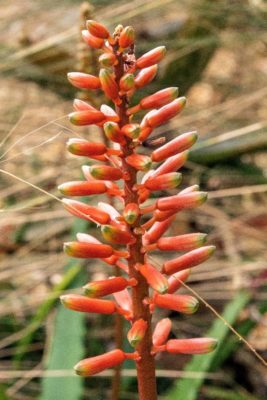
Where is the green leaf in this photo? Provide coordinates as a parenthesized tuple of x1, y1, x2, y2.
(40, 218, 88, 400)
(40, 266, 86, 400)
(166, 291, 250, 400)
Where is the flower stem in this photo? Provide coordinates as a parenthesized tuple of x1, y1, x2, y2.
(113, 45, 158, 400)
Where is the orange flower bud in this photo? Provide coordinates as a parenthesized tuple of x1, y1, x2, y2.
(127, 319, 147, 347)
(157, 233, 207, 252)
(152, 318, 172, 346)
(134, 65, 158, 88)
(75, 349, 125, 376)
(100, 104, 120, 123)
(69, 110, 105, 126)
(126, 154, 152, 171)
(166, 338, 218, 354)
(67, 72, 101, 90)
(144, 172, 182, 191)
(76, 233, 122, 266)
(121, 124, 141, 139)
(86, 20, 110, 39)
(151, 151, 188, 179)
(58, 181, 107, 196)
(99, 69, 119, 101)
(82, 30, 104, 48)
(90, 164, 123, 181)
(64, 241, 114, 258)
(67, 139, 107, 157)
(113, 289, 132, 318)
(98, 201, 121, 221)
(73, 99, 96, 112)
(62, 199, 110, 225)
(119, 26, 135, 48)
(136, 46, 166, 69)
(179, 184, 199, 194)
(139, 263, 168, 294)
(146, 97, 186, 128)
(167, 269, 191, 294)
(99, 52, 116, 67)
(101, 224, 135, 245)
(83, 276, 131, 297)
(103, 121, 125, 144)
(143, 216, 175, 245)
(156, 191, 208, 212)
(140, 87, 178, 110)
(151, 131, 197, 162)
(154, 209, 177, 222)
(138, 126, 153, 142)
(120, 73, 135, 92)
(60, 294, 116, 314)
(123, 203, 140, 225)
(154, 293, 199, 314)
(162, 245, 216, 275)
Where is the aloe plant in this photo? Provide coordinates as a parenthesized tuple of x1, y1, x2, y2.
(59, 20, 216, 399)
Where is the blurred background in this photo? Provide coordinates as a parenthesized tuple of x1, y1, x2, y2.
(0, 0, 267, 399)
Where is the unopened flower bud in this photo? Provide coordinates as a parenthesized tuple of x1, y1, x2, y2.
(100, 104, 120, 123)
(60, 294, 116, 314)
(143, 216, 175, 245)
(140, 87, 178, 110)
(84, 276, 132, 297)
(127, 319, 147, 347)
(86, 20, 110, 39)
(101, 225, 135, 245)
(120, 73, 135, 92)
(99, 69, 119, 101)
(136, 46, 166, 69)
(64, 241, 114, 259)
(99, 52, 116, 67)
(113, 289, 132, 317)
(151, 151, 188, 178)
(90, 164, 123, 181)
(146, 97, 186, 128)
(98, 201, 121, 221)
(121, 124, 141, 139)
(157, 233, 207, 252)
(67, 139, 107, 157)
(154, 293, 199, 314)
(126, 154, 152, 171)
(162, 246, 216, 275)
(166, 338, 218, 354)
(134, 65, 158, 88)
(58, 181, 107, 196)
(69, 110, 105, 126)
(151, 131, 197, 162)
(144, 172, 182, 191)
(75, 349, 125, 376)
(67, 72, 101, 90)
(62, 199, 110, 225)
(103, 121, 125, 144)
(123, 203, 140, 225)
(167, 269, 191, 294)
(139, 263, 168, 294)
(82, 30, 104, 48)
(152, 318, 172, 346)
(73, 99, 96, 111)
(119, 26, 135, 48)
(156, 191, 208, 212)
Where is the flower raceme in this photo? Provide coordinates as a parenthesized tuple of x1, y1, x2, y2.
(60, 20, 217, 399)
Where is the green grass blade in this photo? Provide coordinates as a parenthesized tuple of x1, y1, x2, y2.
(166, 291, 250, 400)
(40, 267, 86, 400)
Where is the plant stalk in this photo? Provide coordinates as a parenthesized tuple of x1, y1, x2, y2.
(114, 42, 158, 400)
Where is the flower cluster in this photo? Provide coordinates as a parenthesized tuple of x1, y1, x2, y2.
(59, 20, 217, 395)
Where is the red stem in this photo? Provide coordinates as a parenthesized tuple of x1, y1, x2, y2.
(113, 40, 158, 400)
